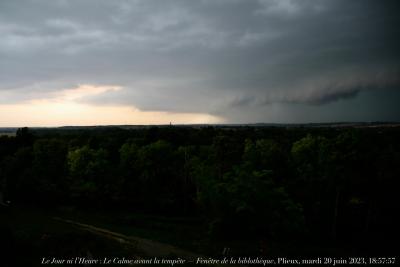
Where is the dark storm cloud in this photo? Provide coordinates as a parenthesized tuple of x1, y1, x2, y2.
(1, 0, 399, 121)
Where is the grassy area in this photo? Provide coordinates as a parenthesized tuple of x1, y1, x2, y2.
(1, 206, 383, 267)
(55, 207, 213, 255)
(0, 206, 140, 266)
(53, 208, 313, 257)
(53, 207, 372, 258)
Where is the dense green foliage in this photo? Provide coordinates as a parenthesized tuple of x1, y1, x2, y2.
(1, 126, 399, 253)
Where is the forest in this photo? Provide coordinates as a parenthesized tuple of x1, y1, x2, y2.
(0, 125, 399, 264)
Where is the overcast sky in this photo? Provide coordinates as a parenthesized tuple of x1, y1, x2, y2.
(1, 0, 399, 126)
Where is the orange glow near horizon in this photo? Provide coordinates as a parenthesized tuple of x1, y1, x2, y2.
(0, 84, 222, 127)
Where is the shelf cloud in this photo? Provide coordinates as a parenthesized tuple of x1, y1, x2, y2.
(1, 0, 399, 124)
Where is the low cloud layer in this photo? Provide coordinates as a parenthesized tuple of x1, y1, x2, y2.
(1, 0, 399, 123)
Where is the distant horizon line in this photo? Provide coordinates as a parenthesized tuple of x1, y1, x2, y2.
(1, 121, 400, 130)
